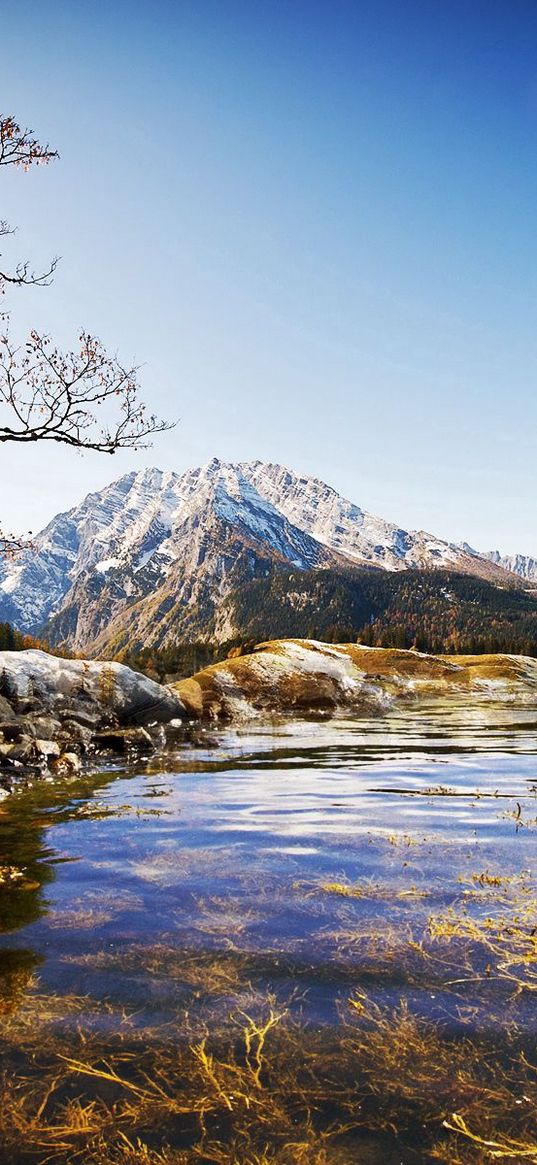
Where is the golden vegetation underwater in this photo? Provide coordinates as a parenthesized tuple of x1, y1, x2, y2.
(2, 867, 537, 1164)
(2, 710, 537, 1163)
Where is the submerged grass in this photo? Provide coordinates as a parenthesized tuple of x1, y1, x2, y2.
(2, 857, 537, 1164)
(427, 898, 537, 993)
(1, 982, 537, 1164)
(3, 886, 537, 1165)
(319, 879, 429, 901)
(2, 760, 537, 1163)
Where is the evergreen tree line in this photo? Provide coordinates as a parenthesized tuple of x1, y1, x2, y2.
(0, 621, 71, 656)
(211, 567, 537, 659)
(3, 566, 537, 681)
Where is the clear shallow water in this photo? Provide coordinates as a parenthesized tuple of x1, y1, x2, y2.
(2, 701, 537, 1163)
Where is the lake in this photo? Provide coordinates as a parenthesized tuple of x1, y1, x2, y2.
(1, 700, 537, 1164)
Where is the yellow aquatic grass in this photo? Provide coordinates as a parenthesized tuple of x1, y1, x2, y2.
(320, 879, 429, 901)
(427, 900, 537, 991)
(3, 857, 537, 1161)
(241, 1009, 285, 1089)
(0, 990, 536, 1164)
(443, 1113, 537, 1160)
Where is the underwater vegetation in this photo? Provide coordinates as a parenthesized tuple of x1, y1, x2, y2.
(2, 870, 537, 1163)
(2, 710, 537, 1162)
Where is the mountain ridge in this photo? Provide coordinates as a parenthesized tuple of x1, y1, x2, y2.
(1, 458, 534, 654)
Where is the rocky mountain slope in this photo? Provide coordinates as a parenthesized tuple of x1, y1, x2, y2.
(484, 550, 537, 582)
(0, 459, 531, 654)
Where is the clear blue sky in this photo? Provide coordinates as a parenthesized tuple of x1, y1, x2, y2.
(1, 0, 537, 553)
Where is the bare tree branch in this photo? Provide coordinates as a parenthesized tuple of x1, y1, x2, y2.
(0, 327, 173, 452)
(0, 116, 60, 294)
(0, 256, 59, 291)
(0, 115, 58, 169)
(0, 525, 32, 558)
(0, 114, 174, 558)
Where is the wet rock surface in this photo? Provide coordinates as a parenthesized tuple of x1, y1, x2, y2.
(92, 727, 154, 753)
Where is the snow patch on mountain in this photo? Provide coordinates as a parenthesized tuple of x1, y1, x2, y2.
(485, 550, 537, 582)
(240, 461, 480, 572)
(0, 457, 529, 645)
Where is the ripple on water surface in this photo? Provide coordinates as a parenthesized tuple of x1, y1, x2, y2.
(1, 702, 537, 1163)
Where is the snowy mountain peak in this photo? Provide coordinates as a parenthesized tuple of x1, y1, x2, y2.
(484, 550, 537, 582)
(0, 458, 532, 650)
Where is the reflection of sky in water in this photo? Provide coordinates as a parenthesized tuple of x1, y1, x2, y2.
(1, 702, 537, 1026)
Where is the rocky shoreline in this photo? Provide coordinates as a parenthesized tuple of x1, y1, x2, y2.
(174, 639, 537, 721)
(0, 649, 185, 793)
(2, 640, 537, 793)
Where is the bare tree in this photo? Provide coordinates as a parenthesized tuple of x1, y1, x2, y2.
(0, 115, 59, 292)
(0, 329, 169, 452)
(0, 114, 172, 553)
(0, 529, 27, 557)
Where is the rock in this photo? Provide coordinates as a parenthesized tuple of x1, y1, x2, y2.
(0, 695, 14, 718)
(7, 736, 34, 763)
(92, 727, 154, 753)
(0, 652, 186, 789)
(162, 718, 186, 745)
(57, 707, 102, 729)
(15, 697, 44, 715)
(50, 752, 81, 776)
(173, 639, 537, 722)
(0, 650, 185, 726)
(29, 716, 63, 740)
(32, 739, 61, 762)
(176, 678, 204, 719)
(0, 720, 27, 742)
(57, 719, 93, 751)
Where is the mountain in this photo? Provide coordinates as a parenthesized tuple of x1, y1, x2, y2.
(211, 566, 537, 656)
(484, 550, 537, 583)
(0, 458, 530, 655)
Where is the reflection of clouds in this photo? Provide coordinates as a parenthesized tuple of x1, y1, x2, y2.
(261, 846, 320, 855)
(131, 846, 245, 887)
(130, 853, 185, 886)
(396, 806, 500, 825)
(87, 724, 537, 858)
(165, 734, 537, 846)
(10, 706, 537, 997)
(48, 888, 143, 929)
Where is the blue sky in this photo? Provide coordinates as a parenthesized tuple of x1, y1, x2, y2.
(1, 0, 537, 553)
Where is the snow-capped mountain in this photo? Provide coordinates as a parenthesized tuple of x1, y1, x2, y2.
(484, 550, 537, 582)
(243, 462, 485, 571)
(0, 458, 526, 653)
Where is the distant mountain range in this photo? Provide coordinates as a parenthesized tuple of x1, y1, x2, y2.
(483, 549, 537, 580)
(1, 458, 536, 655)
